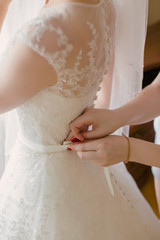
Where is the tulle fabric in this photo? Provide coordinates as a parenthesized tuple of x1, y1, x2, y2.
(0, 0, 45, 177)
(111, 0, 148, 136)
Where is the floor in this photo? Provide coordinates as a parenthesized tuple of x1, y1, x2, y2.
(140, 174, 160, 219)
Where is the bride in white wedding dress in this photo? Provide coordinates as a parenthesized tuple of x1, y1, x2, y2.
(0, 0, 160, 239)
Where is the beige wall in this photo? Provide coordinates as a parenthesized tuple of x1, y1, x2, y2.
(148, 0, 160, 25)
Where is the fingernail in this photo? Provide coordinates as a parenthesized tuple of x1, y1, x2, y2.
(67, 147, 72, 151)
(72, 138, 80, 143)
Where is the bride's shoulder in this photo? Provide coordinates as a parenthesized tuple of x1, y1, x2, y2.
(20, 9, 65, 34)
(14, 7, 73, 65)
(16, 7, 70, 46)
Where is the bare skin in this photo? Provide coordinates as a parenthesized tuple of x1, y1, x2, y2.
(0, 0, 60, 115)
(66, 73, 160, 169)
(0, 0, 12, 30)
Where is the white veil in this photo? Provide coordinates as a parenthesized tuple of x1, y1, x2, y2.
(105, 0, 148, 196)
(0, 0, 45, 177)
(111, 0, 148, 136)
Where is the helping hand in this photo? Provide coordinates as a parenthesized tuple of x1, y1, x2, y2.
(66, 108, 122, 141)
(68, 135, 128, 167)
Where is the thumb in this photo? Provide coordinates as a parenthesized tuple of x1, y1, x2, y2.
(82, 127, 106, 140)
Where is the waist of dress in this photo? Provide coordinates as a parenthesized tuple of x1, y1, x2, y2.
(18, 134, 115, 197)
(18, 134, 71, 153)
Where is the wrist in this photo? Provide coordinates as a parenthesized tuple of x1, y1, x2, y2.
(115, 105, 136, 127)
(123, 136, 130, 164)
(0, 0, 11, 7)
(111, 108, 128, 129)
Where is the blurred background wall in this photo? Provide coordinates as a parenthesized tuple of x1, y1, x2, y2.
(148, 0, 160, 26)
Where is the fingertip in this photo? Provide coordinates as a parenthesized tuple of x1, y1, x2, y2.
(71, 137, 80, 143)
(67, 147, 72, 151)
(72, 132, 84, 142)
(78, 134, 85, 142)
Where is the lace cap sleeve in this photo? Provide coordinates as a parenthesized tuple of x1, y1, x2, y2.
(16, 6, 113, 98)
(17, 14, 73, 72)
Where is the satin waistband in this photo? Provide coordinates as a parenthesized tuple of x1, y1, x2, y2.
(18, 135, 71, 153)
(18, 134, 115, 197)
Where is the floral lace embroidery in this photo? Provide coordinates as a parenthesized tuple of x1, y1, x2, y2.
(17, 12, 112, 98)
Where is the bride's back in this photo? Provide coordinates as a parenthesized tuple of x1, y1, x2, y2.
(16, 0, 115, 145)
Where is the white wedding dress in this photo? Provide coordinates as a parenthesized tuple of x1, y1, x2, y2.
(0, 0, 160, 239)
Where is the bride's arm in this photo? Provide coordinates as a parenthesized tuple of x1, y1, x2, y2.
(0, 41, 57, 114)
(0, 0, 12, 30)
(113, 73, 160, 126)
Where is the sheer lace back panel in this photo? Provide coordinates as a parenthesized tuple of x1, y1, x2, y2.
(18, 0, 115, 97)
(14, 0, 115, 145)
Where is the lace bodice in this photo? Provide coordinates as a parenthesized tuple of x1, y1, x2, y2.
(7, 0, 115, 145)
(18, 1, 114, 97)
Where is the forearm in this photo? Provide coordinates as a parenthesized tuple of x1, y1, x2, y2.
(114, 73, 160, 127)
(129, 137, 160, 168)
(0, 1, 11, 30)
